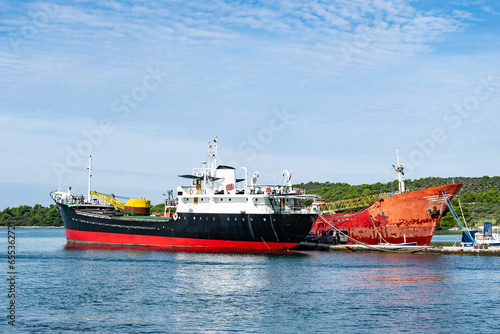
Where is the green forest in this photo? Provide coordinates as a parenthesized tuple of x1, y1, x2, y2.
(1, 176, 499, 229)
(1, 204, 62, 227)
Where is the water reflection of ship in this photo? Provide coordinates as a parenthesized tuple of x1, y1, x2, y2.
(340, 254, 448, 289)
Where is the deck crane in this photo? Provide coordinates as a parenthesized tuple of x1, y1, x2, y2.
(90, 191, 125, 209)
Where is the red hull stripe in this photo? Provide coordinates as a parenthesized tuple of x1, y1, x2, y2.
(65, 229, 297, 251)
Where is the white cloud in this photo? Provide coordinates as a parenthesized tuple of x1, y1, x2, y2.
(481, 5, 500, 15)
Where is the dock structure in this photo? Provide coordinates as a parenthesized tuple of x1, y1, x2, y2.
(296, 242, 500, 255)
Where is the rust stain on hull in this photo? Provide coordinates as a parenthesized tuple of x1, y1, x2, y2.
(312, 184, 463, 246)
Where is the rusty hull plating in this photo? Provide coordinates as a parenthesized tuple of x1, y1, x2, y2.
(314, 184, 463, 246)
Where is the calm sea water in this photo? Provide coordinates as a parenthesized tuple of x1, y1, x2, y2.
(2, 228, 500, 333)
(431, 234, 463, 244)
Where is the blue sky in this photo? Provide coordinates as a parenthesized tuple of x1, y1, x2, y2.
(1, 0, 499, 209)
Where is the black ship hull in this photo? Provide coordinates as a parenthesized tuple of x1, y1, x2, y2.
(58, 203, 317, 251)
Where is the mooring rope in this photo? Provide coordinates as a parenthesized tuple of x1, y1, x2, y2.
(440, 190, 478, 246)
(316, 213, 429, 253)
(370, 215, 390, 244)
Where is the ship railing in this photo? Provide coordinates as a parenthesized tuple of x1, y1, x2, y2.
(61, 199, 86, 205)
(191, 168, 213, 177)
(254, 202, 305, 214)
(263, 197, 315, 214)
(320, 192, 399, 213)
(50, 191, 86, 205)
(252, 185, 307, 195)
(179, 185, 312, 197)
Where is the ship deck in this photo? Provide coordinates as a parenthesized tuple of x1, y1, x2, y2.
(72, 209, 173, 222)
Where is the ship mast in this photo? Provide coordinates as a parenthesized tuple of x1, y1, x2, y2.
(393, 149, 405, 193)
(87, 155, 92, 202)
(210, 137, 218, 177)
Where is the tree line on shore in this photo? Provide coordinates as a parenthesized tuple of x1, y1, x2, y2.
(1, 204, 62, 227)
(1, 176, 499, 229)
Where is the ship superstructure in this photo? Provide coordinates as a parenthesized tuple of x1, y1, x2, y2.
(177, 138, 312, 217)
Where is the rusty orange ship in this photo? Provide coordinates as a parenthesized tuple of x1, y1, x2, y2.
(309, 150, 463, 246)
(311, 183, 462, 246)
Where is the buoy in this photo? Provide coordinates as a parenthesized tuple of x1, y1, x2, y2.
(266, 187, 271, 194)
(189, 189, 193, 195)
(295, 189, 300, 195)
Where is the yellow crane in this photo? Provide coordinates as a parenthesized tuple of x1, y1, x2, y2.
(90, 191, 125, 209)
(90, 190, 151, 216)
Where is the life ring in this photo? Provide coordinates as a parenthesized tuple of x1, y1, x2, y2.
(173, 213, 178, 220)
(266, 187, 271, 194)
(189, 189, 193, 195)
(295, 189, 300, 195)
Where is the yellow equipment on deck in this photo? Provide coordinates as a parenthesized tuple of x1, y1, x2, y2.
(90, 191, 151, 215)
(124, 198, 151, 215)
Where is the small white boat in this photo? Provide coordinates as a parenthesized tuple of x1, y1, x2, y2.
(474, 225, 500, 246)
(461, 223, 500, 247)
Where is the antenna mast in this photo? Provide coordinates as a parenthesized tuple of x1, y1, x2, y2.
(211, 137, 218, 176)
(393, 149, 405, 193)
(87, 155, 92, 202)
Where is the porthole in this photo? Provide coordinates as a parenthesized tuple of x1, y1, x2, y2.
(234, 217, 237, 221)
(227, 217, 230, 221)
(229, 198, 232, 201)
(194, 216, 196, 220)
(263, 218, 267, 222)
